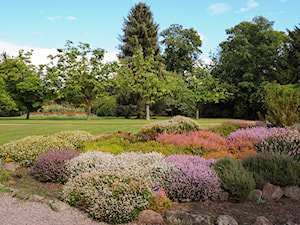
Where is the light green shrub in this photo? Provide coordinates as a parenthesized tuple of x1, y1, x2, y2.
(137, 115, 201, 141)
(61, 171, 152, 224)
(0, 136, 74, 166)
(53, 130, 94, 149)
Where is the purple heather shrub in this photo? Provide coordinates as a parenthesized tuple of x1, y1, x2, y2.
(227, 127, 273, 143)
(164, 154, 221, 202)
(31, 149, 80, 183)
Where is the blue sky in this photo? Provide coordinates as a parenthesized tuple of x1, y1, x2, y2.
(0, 0, 299, 65)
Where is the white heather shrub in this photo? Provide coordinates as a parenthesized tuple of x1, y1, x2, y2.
(53, 130, 94, 149)
(0, 136, 74, 166)
(62, 151, 173, 223)
(61, 171, 152, 224)
(138, 115, 201, 141)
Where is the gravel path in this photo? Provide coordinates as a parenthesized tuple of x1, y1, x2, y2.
(0, 193, 107, 225)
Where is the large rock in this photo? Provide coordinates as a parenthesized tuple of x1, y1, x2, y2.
(50, 200, 71, 212)
(211, 191, 229, 202)
(3, 162, 21, 171)
(262, 183, 283, 201)
(253, 216, 273, 225)
(216, 215, 238, 225)
(165, 210, 212, 225)
(248, 189, 263, 202)
(138, 209, 165, 224)
(283, 186, 300, 200)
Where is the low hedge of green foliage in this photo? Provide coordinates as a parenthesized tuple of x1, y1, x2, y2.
(208, 123, 245, 138)
(53, 130, 94, 149)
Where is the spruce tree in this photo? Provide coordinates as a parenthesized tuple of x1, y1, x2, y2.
(119, 2, 160, 59)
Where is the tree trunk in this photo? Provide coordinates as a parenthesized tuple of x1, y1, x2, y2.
(146, 104, 150, 121)
(87, 102, 92, 121)
(26, 109, 30, 120)
(196, 108, 199, 120)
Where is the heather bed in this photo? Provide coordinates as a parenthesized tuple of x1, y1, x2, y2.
(0, 117, 300, 224)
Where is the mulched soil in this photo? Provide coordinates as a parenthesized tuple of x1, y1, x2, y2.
(176, 197, 300, 225)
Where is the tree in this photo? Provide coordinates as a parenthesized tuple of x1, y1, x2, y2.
(47, 41, 117, 120)
(119, 2, 160, 60)
(212, 16, 286, 119)
(187, 67, 230, 119)
(0, 51, 45, 119)
(160, 24, 202, 74)
(117, 48, 168, 120)
(277, 24, 300, 85)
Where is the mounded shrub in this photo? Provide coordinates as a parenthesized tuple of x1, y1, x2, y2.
(31, 149, 80, 183)
(53, 130, 94, 149)
(148, 187, 176, 213)
(242, 153, 300, 189)
(256, 127, 300, 162)
(0, 136, 74, 166)
(164, 154, 221, 202)
(156, 131, 227, 156)
(212, 157, 255, 202)
(137, 115, 201, 142)
(209, 123, 245, 138)
(61, 171, 152, 224)
(127, 141, 187, 156)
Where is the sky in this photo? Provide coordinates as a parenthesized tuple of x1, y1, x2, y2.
(0, 0, 299, 65)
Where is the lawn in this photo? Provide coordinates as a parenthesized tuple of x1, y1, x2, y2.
(0, 116, 243, 146)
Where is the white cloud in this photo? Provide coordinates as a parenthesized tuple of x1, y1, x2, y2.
(47, 16, 62, 22)
(208, 3, 231, 15)
(280, 0, 287, 2)
(236, 0, 259, 13)
(198, 33, 208, 41)
(0, 41, 118, 66)
(67, 16, 77, 21)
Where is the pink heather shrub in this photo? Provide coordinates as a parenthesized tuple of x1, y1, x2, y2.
(164, 154, 221, 202)
(31, 149, 80, 183)
(257, 127, 300, 162)
(156, 131, 227, 155)
(227, 127, 273, 143)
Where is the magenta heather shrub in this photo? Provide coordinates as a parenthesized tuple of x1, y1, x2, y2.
(156, 131, 227, 155)
(164, 154, 221, 202)
(31, 149, 80, 183)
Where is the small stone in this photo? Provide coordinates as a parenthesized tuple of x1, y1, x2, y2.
(3, 162, 21, 171)
(283, 186, 300, 200)
(212, 191, 230, 202)
(262, 183, 283, 201)
(138, 209, 164, 224)
(164, 211, 212, 225)
(248, 189, 263, 201)
(285, 220, 295, 225)
(50, 200, 71, 212)
(5, 187, 18, 195)
(253, 216, 273, 225)
(4, 158, 14, 163)
(28, 194, 45, 202)
(216, 215, 238, 225)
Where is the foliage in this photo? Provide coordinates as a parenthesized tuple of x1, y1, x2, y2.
(31, 149, 80, 183)
(212, 16, 287, 119)
(256, 127, 300, 162)
(138, 115, 201, 141)
(212, 157, 255, 202)
(66, 151, 172, 186)
(53, 130, 94, 149)
(242, 153, 300, 189)
(61, 170, 152, 224)
(127, 141, 187, 156)
(164, 155, 221, 202)
(0, 51, 46, 119)
(156, 131, 227, 155)
(47, 41, 117, 120)
(117, 47, 169, 120)
(160, 24, 202, 74)
(93, 96, 117, 116)
(261, 82, 299, 126)
(0, 135, 74, 166)
(41, 102, 85, 113)
(209, 123, 245, 137)
(148, 187, 176, 213)
(0, 169, 14, 183)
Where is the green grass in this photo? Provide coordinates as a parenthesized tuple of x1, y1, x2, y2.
(0, 116, 244, 146)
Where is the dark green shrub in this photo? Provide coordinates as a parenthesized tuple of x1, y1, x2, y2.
(242, 153, 300, 189)
(127, 141, 187, 155)
(212, 157, 255, 202)
(209, 123, 244, 138)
